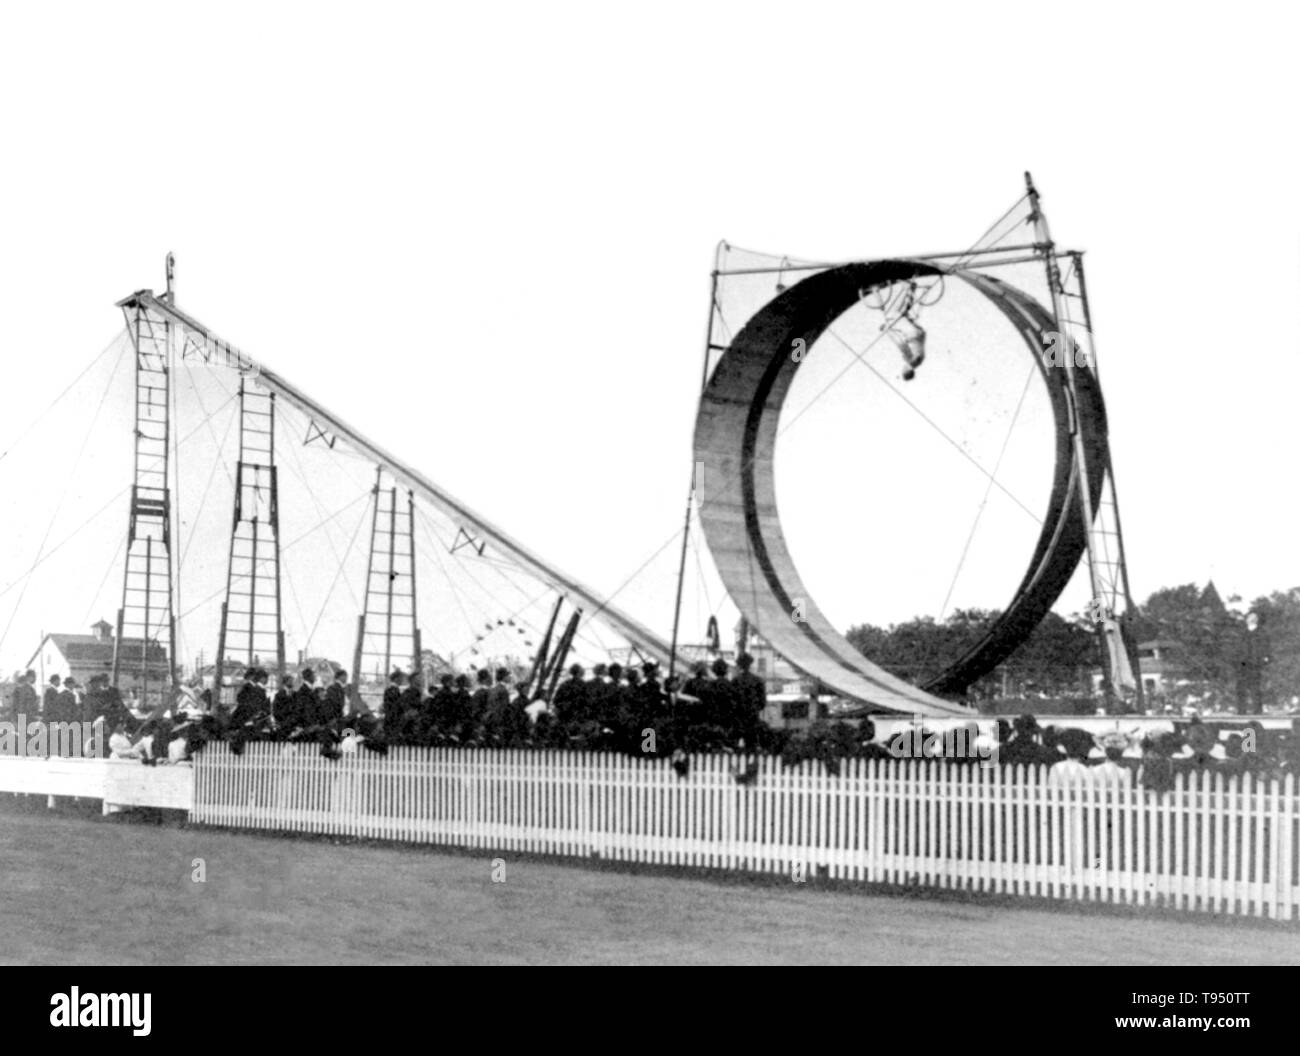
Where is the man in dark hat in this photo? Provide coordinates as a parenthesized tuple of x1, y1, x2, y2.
(1138, 732, 1179, 792)
(233, 668, 257, 722)
(641, 660, 662, 698)
(499, 682, 531, 746)
(636, 661, 665, 731)
(584, 664, 612, 729)
(229, 670, 267, 735)
(732, 653, 767, 746)
(270, 673, 295, 734)
(394, 672, 424, 743)
(49, 678, 81, 755)
(236, 665, 271, 733)
(482, 667, 513, 743)
(618, 666, 643, 741)
(323, 669, 349, 727)
(702, 657, 737, 740)
(468, 668, 493, 742)
(1002, 713, 1055, 768)
(450, 673, 474, 741)
(12, 670, 39, 723)
(43, 674, 63, 722)
(424, 673, 456, 742)
(288, 667, 320, 737)
(599, 663, 626, 730)
(99, 677, 132, 735)
(382, 670, 406, 724)
(252, 669, 272, 727)
(553, 663, 587, 726)
(80, 675, 106, 727)
(681, 661, 710, 707)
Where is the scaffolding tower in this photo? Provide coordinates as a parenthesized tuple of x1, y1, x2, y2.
(111, 296, 178, 703)
(353, 469, 421, 711)
(214, 378, 286, 701)
(1026, 173, 1142, 707)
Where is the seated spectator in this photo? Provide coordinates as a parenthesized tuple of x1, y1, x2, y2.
(167, 722, 193, 763)
(108, 723, 143, 760)
(524, 691, 549, 725)
(1218, 733, 1247, 777)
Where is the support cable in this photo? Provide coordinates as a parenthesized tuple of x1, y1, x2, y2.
(938, 362, 1037, 620)
(176, 365, 239, 572)
(176, 490, 371, 623)
(0, 394, 238, 603)
(0, 331, 126, 465)
(0, 339, 129, 655)
(302, 488, 374, 651)
(80, 534, 128, 630)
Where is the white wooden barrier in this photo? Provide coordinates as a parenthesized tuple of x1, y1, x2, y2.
(0, 756, 194, 814)
(191, 744, 1300, 921)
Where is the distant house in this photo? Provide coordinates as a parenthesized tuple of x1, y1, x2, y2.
(27, 619, 170, 696)
(1090, 639, 1187, 698)
(297, 656, 345, 687)
(196, 658, 254, 691)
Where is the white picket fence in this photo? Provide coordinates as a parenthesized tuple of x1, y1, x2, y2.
(189, 743, 1300, 920)
(0, 755, 193, 813)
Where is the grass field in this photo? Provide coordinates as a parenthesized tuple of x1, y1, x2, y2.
(1, 799, 1296, 965)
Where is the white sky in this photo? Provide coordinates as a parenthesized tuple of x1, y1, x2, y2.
(1, 1, 1298, 675)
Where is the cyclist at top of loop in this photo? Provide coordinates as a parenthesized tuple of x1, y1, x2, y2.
(882, 282, 927, 381)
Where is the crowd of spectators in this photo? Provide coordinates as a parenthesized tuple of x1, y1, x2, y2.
(790, 712, 1300, 792)
(6, 659, 1299, 793)
(216, 654, 773, 758)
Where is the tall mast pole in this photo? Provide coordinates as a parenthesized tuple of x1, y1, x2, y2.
(668, 249, 724, 682)
(1071, 250, 1144, 710)
(166, 253, 180, 687)
(1025, 173, 1114, 701)
(114, 285, 178, 706)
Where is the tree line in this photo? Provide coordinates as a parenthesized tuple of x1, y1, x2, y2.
(844, 582, 1300, 710)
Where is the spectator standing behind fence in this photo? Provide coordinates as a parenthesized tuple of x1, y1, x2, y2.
(702, 658, 736, 741)
(382, 670, 405, 722)
(390, 673, 423, 742)
(553, 664, 586, 725)
(80, 676, 104, 727)
(585, 664, 611, 727)
(636, 662, 665, 731)
(450, 673, 474, 741)
(1092, 733, 1133, 788)
(42, 674, 62, 720)
(681, 663, 710, 719)
(733, 653, 767, 746)
(11, 670, 38, 722)
(1138, 733, 1177, 793)
(482, 667, 513, 743)
(1046, 729, 1093, 787)
(468, 669, 492, 740)
(422, 674, 454, 741)
(603, 664, 626, 730)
